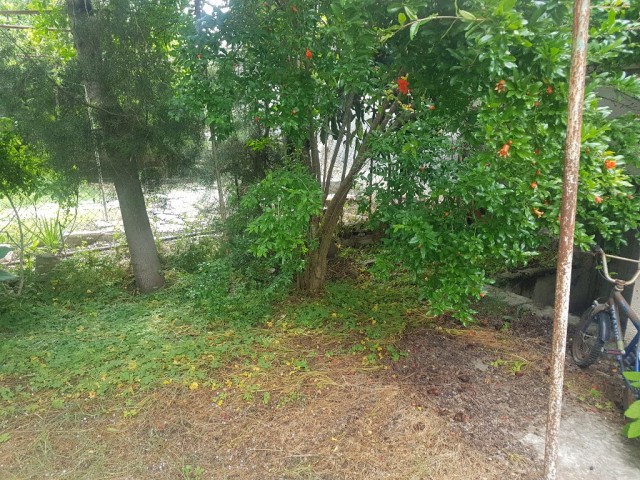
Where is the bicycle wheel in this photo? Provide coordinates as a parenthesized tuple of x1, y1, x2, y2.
(572, 307, 607, 368)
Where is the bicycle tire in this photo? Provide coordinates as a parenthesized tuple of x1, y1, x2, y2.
(572, 307, 607, 368)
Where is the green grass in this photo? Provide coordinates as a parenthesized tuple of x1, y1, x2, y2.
(0, 247, 425, 416)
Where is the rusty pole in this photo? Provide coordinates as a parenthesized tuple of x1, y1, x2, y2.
(544, 0, 591, 478)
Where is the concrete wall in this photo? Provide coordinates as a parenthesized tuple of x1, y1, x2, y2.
(499, 233, 640, 315)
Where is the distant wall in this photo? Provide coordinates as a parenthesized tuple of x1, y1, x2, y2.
(498, 235, 639, 315)
(498, 249, 599, 314)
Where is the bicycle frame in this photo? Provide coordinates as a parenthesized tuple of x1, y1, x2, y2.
(590, 247, 640, 387)
(591, 291, 640, 372)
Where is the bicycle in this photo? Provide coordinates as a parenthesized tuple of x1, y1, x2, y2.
(571, 246, 640, 409)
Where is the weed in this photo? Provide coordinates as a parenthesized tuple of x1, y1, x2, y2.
(180, 464, 205, 480)
(25, 216, 64, 252)
(511, 360, 527, 374)
(276, 390, 303, 408)
(163, 234, 219, 273)
(490, 358, 528, 375)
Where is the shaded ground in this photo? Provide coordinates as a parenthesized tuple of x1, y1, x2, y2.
(394, 303, 640, 479)
(2, 294, 639, 479)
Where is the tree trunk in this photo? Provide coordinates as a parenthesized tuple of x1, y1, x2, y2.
(298, 161, 359, 293)
(209, 129, 227, 222)
(298, 100, 399, 293)
(298, 246, 328, 295)
(112, 160, 164, 292)
(66, 0, 164, 293)
(298, 186, 349, 294)
(213, 147, 227, 222)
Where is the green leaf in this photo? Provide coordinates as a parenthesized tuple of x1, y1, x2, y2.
(458, 10, 477, 21)
(501, 0, 516, 11)
(624, 371, 640, 382)
(409, 15, 438, 40)
(409, 21, 420, 40)
(398, 12, 407, 26)
(627, 419, 640, 438)
(404, 6, 418, 21)
(625, 400, 640, 419)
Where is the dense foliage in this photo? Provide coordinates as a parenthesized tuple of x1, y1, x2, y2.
(2, 0, 639, 310)
(241, 164, 323, 271)
(177, 0, 640, 320)
(360, 0, 640, 320)
(0, 118, 51, 196)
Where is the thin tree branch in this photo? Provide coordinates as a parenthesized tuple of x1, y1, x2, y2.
(323, 92, 355, 201)
(341, 117, 352, 183)
(309, 129, 322, 182)
(0, 24, 70, 31)
(0, 10, 53, 15)
(4, 193, 25, 295)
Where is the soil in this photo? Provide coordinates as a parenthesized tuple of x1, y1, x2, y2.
(1, 298, 639, 479)
(389, 305, 635, 479)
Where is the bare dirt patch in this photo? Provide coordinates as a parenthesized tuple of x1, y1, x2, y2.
(387, 302, 634, 479)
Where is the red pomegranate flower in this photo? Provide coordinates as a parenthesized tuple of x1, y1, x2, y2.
(305, 48, 313, 59)
(546, 85, 553, 94)
(494, 80, 506, 93)
(531, 181, 537, 189)
(498, 140, 513, 158)
(594, 196, 603, 204)
(604, 159, 616, 170)
(397, 76, 410, 95)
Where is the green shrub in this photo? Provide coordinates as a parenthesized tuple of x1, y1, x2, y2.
(163, 234, 220, 273)
(240, 164, 323, 275)
(41, 250, 130, 302)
